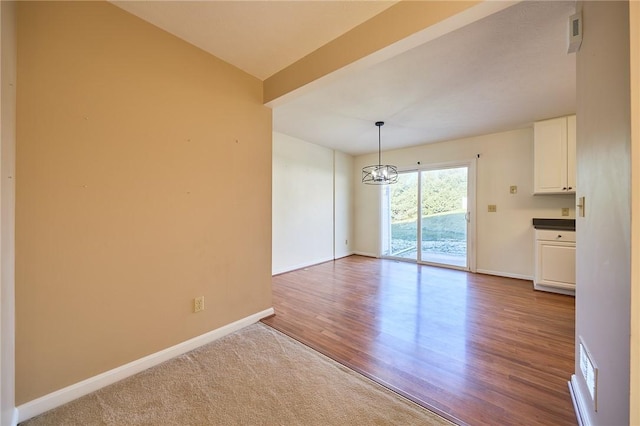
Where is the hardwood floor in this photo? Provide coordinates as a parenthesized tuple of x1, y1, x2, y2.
(261, 255, 577, 426)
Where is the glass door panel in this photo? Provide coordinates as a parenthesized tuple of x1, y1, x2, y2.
(420, 167, 468, 268)
(382, 172, 418, 260)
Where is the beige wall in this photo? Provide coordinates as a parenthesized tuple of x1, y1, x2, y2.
(16, 1, 272, 404)
(631, 1, 640, 422)
(1, 1, 17, 424)
(354, 128, 575, 279)
(574, 1, 631, 424)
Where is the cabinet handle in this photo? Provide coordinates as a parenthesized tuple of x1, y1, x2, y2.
(568, 187, 573, 190)
(562, 187, 567, 190)
(557, 235, 563, 239)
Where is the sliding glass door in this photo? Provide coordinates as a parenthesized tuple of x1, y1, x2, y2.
(381, 163, 474, 270)
(420, 167, 468, 268)
(381, 172, 418, 260)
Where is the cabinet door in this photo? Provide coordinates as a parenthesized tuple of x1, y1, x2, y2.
(536, 241, 576, 289)
(566, 115, 576, 193)
(534, 117, 568, 193)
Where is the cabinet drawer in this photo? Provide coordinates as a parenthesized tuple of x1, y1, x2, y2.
(535, 230, 576, 242)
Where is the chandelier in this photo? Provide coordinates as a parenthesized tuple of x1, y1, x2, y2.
(362, 121, 398, 185)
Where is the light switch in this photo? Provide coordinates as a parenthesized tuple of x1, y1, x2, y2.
(488, 205, 497, 213)
(577, 196, 585, 217)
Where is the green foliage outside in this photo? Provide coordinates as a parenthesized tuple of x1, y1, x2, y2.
(388, 168, 468, 257)
(390, 173, 418, 222)
(390, 168, 467, 223)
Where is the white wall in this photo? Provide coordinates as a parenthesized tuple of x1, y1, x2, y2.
(0, 2, 16, 425)
(334, 151, 354, 259)
(272, 132, 353, 274)
(572, 2, 631, 425)
(354, 127, 575, 279)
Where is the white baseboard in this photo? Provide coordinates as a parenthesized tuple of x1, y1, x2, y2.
(534, 283, 575, 296)
(569, 374, 592, 426)
(17, 308, 274, 423)
(11, 407, 18, 426)
(272, 256, 334, 276)
(475, 269, 532, 281)
(334, 252, 355, 260)
(353, 251, 378, 258)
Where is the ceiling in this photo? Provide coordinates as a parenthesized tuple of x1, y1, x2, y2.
(112, 1, 577, 157)
(112, 0, 397, 80)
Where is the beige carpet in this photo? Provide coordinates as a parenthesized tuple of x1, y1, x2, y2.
(21, 323, 455, 425)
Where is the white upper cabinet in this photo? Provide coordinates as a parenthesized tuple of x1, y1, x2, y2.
(533, 115, 576, 194)
(566, 115, 576, 191)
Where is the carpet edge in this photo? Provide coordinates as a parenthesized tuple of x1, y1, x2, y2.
(260, 321, 465, 426)
(17, 308, 275, 423)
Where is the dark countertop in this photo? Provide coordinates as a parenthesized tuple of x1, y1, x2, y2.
(532, 218, 576, 231)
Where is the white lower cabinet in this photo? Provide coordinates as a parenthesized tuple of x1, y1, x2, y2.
(534, 230, 576, 295)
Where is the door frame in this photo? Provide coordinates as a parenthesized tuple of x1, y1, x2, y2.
(380, 169, 420, 262)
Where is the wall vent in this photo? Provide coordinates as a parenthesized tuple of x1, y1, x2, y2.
(579, 338, 598, 411)
(568, 12, 583, 53)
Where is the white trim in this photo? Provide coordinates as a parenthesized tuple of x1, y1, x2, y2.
(475, 269, 533, 281)
(16, 308, 274, 423)
(272, 256, 334, 276)
(10, 408, 17, 426)
(570, 375, 592, 426)
(468, 159, 478, 273)
(353, 251, 378, 258)
(333, 150, 336, 261)
(334, 252, 355, 260)
(533, 283, 575, 296)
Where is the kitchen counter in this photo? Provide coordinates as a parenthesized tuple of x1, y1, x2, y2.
(532, 218, 575, 231)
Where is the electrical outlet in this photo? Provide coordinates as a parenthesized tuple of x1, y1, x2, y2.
(562, 208, 570, 216)
(194, 296, 205, 313)
(488, 204, 497, 213)
(345, 239, 348, 245)
(510, 185, 517, 194)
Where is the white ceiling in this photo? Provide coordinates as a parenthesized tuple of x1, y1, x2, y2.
(112, 1, 577, 157)
(273, 0, 577, 155)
